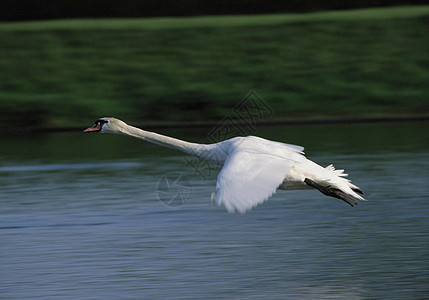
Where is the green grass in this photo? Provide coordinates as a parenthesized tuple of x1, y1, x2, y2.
(0, 6, 429, 129)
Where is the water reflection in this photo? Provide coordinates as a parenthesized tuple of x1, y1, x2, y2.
(1, 121, 428, 299)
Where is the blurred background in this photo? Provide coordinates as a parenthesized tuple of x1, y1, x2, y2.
(0, 0, 428, 130)
(1, 2, 429, 299)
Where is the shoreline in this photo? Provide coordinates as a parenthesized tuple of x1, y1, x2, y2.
(3, 116, 428, 135)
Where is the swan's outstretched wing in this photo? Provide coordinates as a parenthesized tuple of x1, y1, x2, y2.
(211, 147, 302, 213)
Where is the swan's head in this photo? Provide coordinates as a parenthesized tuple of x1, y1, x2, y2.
(83, 117, 128, 134)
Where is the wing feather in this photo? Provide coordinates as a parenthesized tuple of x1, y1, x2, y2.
(211, 148, 299, 213)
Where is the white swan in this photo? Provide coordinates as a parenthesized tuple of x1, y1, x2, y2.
(84, 117, 365, 213)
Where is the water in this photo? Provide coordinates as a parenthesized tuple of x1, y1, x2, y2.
(1, 121, 429, 299)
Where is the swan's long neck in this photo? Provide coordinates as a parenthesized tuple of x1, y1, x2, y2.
(114, 123, 212, 158)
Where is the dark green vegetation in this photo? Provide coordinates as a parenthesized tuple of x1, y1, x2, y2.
(1, 6, 428, 130)
(2, 0, 426, 21)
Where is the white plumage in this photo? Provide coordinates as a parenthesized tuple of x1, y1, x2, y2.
(84, 117, 365, 213)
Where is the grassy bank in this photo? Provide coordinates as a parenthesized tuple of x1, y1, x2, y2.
(1, 6, 428, 130)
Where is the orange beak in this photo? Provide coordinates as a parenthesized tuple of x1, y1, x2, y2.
(83, 123, 102, 133)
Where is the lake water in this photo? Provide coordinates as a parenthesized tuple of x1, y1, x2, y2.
(1, 121, 429, 299)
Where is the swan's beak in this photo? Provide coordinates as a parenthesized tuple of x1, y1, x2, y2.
(83, 123, 102, 133)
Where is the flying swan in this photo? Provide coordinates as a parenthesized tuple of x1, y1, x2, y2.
(84, 117, 365, 213)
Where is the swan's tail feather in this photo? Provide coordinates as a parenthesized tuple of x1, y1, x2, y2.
(325, 164, 365, 202)
(304, 178, 359, 206)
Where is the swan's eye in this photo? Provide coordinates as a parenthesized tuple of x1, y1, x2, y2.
(96, 120, 108, 126)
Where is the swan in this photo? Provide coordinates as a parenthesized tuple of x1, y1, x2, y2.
(84, 117, 365, 213)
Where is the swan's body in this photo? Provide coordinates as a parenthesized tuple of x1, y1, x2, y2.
(84, 117, 365, 213)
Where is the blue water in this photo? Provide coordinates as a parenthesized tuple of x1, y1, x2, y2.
(1, 122, 429, 299)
